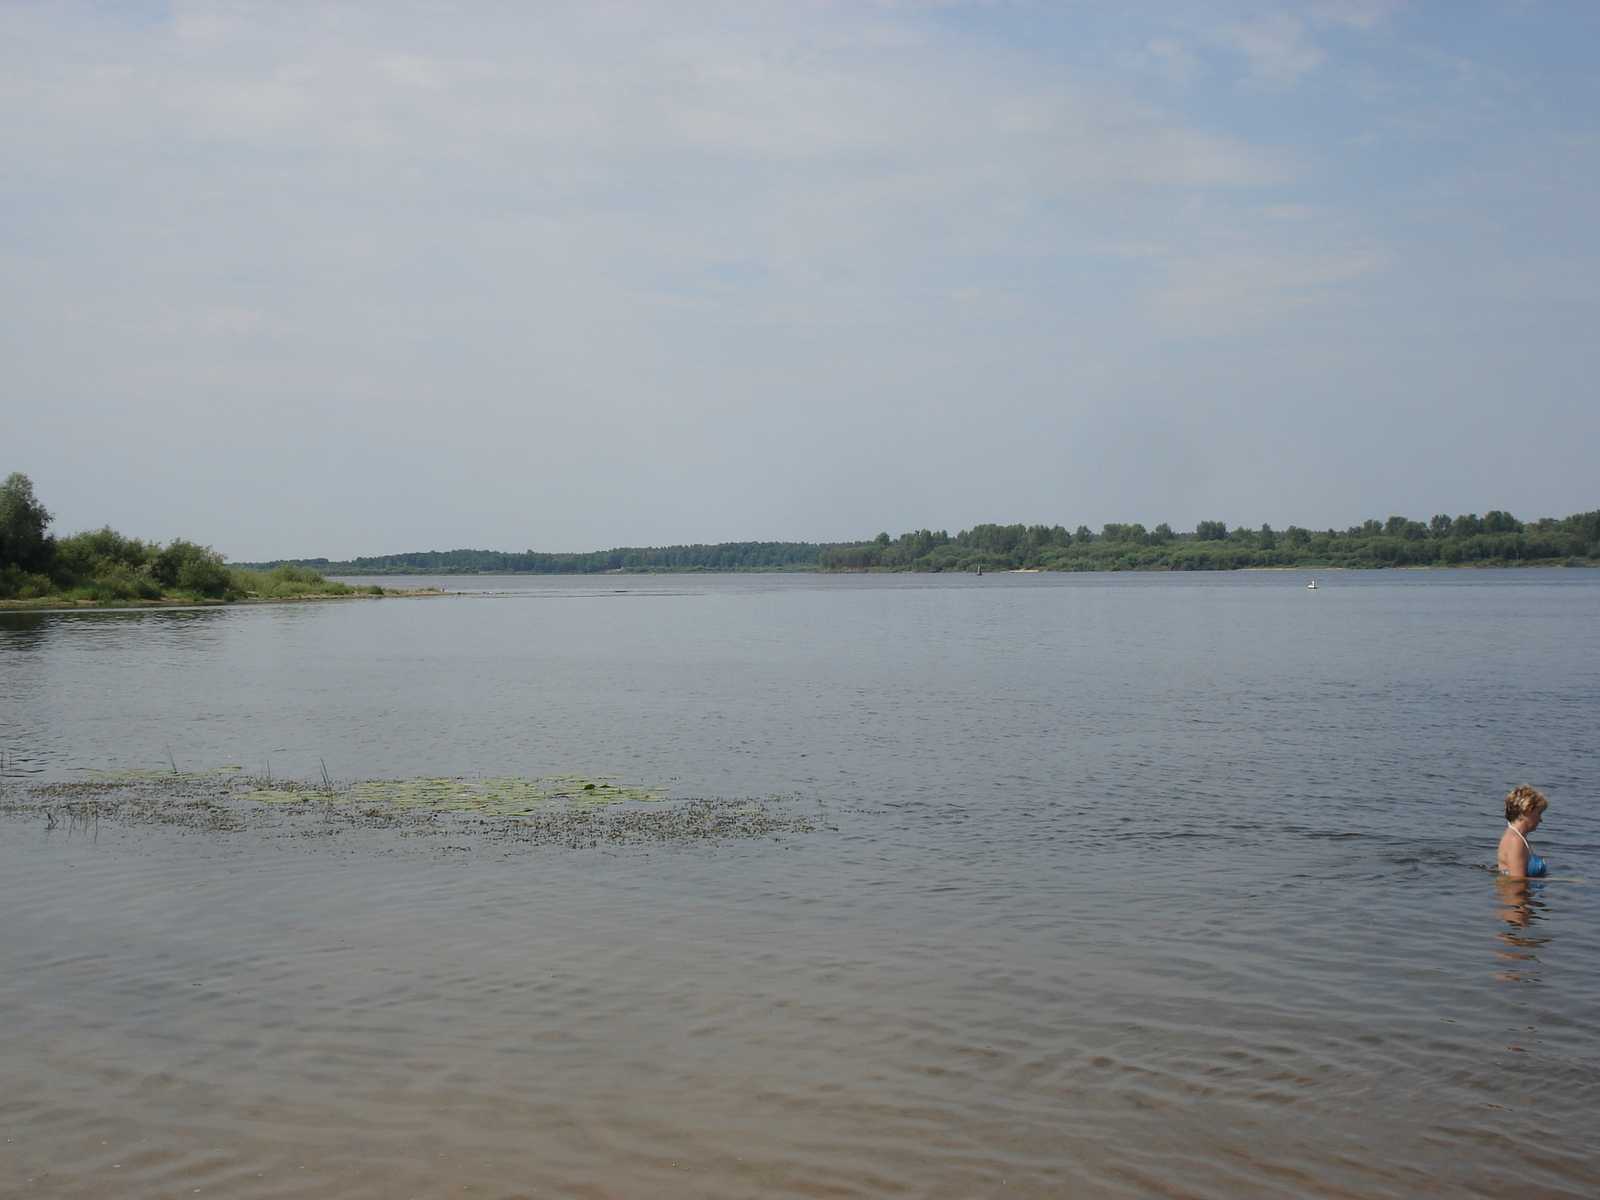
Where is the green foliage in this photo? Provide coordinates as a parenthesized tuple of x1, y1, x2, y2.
(0, 473, 362, 604)
(235, 541, 865, 575)
(55, 526, 154, 575)
(67, 564, 164, 603)
(0, 566, 56, 599)
(156, 540, 231, 593)
(38, 527, 237, 600)
(228, 564, 359, 598)
(815, 509, 1600, 573)
(5, 467, 1594, 597)
(0, 473, 55, 571)
(242, 510, 1600, 580)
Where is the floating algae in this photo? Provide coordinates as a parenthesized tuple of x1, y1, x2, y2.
(56, 768, 664, 816)
(1, 769, 833, 848)
(229, 774, 671, 816)
(234, 788, 325, 804)
(79, 765, 244, 781)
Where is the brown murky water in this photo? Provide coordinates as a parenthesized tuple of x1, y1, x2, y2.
(2, 572, 1597, 1197)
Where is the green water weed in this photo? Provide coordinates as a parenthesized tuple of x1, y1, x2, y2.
(0, 770, 833, 849)
(79, 764, 243, 781)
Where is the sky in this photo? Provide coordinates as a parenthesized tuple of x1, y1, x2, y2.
(2, 0, 1597, 559)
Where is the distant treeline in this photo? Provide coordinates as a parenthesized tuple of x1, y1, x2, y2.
(12, 465, 1595, 593)
(236, 542, 863, 575)
(818, 511, 1600, 572)
(240, 509, 1600, 576)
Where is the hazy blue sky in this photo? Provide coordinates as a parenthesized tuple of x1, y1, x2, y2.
(3, 1, 1597, 558)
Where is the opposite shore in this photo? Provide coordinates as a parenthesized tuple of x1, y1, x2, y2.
(5, 471, 1596, 609)
(242, 509, 1599, 577)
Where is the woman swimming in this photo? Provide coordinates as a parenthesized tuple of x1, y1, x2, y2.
(1497, 784, 1549, 879)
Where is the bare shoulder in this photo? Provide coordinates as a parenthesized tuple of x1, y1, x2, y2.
(1498, 827, 1528, 872)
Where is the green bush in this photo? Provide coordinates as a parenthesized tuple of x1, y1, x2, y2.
(0, 474, 396, 604)
(54, 526, 156, 577)
(67, 563, 163, 602)
(229, 565, 356, 598)
(155, 540, 233, 596)
(0, 565, 57, 599)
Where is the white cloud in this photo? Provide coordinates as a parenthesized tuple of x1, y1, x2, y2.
(1206, 11, 1325, 88)
(1306, 1, 1398, 34)
(0, 1, 1300, 346)
(1, 1, 1595, 552)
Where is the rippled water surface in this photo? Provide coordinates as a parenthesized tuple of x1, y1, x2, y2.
(3, 571, 1598, 1198)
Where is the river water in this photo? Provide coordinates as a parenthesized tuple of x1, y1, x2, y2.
(1, 570, 1597, 1198)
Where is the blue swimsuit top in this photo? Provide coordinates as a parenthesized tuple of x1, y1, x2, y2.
(1506, 825, 1548, 878)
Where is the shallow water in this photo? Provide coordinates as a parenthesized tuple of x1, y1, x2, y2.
(2, 570, 1598, 1198)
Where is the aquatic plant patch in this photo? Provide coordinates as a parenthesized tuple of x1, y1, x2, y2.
(332, 775, 669, 815)
(0, 771, 831, 849)
(79, 765, 244, 781)
(228, 774, 669, 815)
(233, 787, 326, 804)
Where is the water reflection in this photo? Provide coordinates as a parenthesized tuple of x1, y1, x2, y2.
(1492, 875, 1549, 981)
(0, 612, 46, 638)
(2, 572, 1597, 1197)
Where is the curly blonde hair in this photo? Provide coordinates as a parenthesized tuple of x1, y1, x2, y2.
(1505, 784, 1549, 823)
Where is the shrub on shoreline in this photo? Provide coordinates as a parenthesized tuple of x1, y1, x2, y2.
(0, 474, 382, 604)
(229, 564, 383, 598)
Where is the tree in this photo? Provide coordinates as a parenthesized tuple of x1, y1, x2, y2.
(0, 473, 54, 571)
(1195, 520, 1227, 541)
(154, 540, 232, 595)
